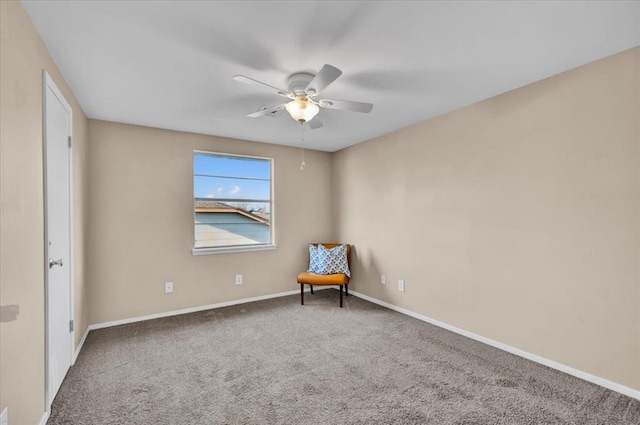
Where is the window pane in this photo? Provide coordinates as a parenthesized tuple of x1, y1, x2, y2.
(194, 219, 271, 248)
(193, 152, 272, 250)
(194, 176, 270, 201)
(194, 153, 270, 180)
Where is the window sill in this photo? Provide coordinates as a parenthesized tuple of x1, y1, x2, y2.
(192, 244, 277, 256)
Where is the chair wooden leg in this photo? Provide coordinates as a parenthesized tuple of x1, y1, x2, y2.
(345, 284, 349, 296)
(339, 285, 343, 308)
(300, 284, 304, 305)
(310, 285, 314, 295)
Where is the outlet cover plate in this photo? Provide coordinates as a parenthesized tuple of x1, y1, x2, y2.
(398, 280, 405, 292)
(165, 281, 173, 293)
(235, 274, 243, 285)
(381, 274, 386, 284)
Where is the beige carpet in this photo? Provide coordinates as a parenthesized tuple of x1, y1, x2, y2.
(48, 290, 640, 424)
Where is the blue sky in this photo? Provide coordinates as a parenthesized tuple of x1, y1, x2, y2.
(193, 153, 271, 206)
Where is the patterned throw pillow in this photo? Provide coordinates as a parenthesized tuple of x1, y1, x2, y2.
(307, 244, 324, 274)
(316, 244, 351, 277)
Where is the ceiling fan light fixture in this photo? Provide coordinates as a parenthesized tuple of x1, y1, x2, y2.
(285, 96, 319, 123)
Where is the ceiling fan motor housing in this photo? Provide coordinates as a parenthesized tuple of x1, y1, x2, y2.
(288, 73, 315, 96)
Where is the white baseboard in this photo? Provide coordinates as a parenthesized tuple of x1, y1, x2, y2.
(350, 290, 640, 401)
(39, 410, 50, 425)
(87, 286, 329, 332)
(72, 325, 90, 364)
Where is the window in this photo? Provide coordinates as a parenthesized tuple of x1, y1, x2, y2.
(193, 151, 274, 254)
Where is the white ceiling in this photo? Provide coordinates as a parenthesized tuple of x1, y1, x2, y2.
(22, 1, 640, 152)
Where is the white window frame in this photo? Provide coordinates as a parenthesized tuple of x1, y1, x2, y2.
(192, 151, 276, 255)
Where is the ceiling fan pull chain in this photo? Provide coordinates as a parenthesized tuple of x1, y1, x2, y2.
(300, 123, 306, 171)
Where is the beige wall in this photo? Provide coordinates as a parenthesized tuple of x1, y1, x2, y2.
(87, 120, 332, 324)
(333, 47, 640, 391)
(0, 1, 90, 423)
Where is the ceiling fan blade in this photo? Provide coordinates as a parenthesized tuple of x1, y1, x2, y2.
(233, 75, 291, 99)
(305, 64, 342, 96)
(246, 103, 287, 118)
(318, 99, 373, 113)
(308, 118, 323, 130)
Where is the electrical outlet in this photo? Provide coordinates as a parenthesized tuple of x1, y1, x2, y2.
(235, 274, 243, 285)
(164, 281, 173, 294)
(381, 274, 386, 284)
(398, 280, 405, 292)
(1, 407, 8, 425)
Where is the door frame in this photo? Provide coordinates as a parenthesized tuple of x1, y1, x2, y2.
(42, 70, 75, 408)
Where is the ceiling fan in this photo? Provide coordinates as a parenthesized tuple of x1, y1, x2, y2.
(233, 64, 373, 129)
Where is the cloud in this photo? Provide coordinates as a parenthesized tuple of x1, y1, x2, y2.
(229, 186, 241, 195)
(205, 187, 224, 198)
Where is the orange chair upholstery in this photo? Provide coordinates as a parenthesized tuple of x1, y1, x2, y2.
(297, 243, 351, 307)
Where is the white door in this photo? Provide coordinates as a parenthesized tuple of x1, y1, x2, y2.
(44, 72, 73, 404)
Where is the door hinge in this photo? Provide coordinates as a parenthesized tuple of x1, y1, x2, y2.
(69, 319, 74, 332)
(67, 136, 72, 148)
